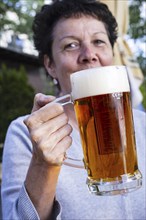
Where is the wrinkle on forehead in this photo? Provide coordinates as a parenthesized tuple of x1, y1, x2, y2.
(53, 15, 109, 42)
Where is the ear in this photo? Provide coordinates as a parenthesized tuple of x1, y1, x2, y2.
(44, 55, 57, 78)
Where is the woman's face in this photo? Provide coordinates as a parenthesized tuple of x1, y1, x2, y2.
(45, 15, 113, 95)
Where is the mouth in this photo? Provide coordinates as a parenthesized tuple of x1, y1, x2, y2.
(76, 65, 101, 72)
(69, 65, 101, 76)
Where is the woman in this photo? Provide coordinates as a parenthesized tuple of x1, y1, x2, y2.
(1, 0, 145, 219)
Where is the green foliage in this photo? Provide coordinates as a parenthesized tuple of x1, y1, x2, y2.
(128, 0, 146, 73)
(140, 78, 146, 109)
(128, 0, 146, 109)
(0, 64, 35, 143)
(0, 0, 44, 40)
(128, 0, 146, 40)
(137, 53, 146, 76)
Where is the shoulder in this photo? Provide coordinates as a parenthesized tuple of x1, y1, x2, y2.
(6, 115, 29, 137)
(3, 114, 32, 156)
(9, 115, 29, 128)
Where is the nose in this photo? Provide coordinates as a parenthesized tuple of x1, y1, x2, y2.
(78, 44, 99, 64)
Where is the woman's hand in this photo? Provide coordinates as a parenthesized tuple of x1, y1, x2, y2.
(31, 93, 55, 112)
(24, 93, 72, 166)
(24, 93, 72, 219)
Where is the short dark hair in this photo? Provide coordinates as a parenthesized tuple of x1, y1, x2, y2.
(32, 0, 118, 62)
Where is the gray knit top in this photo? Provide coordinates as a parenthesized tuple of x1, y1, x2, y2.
(1, 109, 146, 220)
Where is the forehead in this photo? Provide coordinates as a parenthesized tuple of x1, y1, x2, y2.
(52, 15, 108, 39)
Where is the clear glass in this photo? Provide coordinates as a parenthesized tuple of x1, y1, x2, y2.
(54, 66, 142, 196)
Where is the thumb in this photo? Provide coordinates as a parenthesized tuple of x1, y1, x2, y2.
(32, 93, 56, 112)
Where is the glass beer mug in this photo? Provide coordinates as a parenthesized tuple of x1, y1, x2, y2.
(55, 66, 142, 196)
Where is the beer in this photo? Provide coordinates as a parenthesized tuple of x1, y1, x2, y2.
(74, 92, 138, 181)
(70, 66, 142, 194)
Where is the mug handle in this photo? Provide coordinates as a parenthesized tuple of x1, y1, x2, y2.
(53, 94, 84, 169)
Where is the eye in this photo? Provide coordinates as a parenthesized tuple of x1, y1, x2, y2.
(64, 42, 80, 50)
(94, 39, 105, 46)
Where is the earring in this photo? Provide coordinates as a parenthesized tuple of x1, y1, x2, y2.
(53, 78, 58, 85)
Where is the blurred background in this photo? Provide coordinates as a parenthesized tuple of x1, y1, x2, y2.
(0, 0, 146, 161)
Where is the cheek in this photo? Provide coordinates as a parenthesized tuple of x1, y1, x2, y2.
(101, 50, 114, 66)
(57, 73, 72, 93)
(58, 56, 77, 73)
(54, 57, 73, 87)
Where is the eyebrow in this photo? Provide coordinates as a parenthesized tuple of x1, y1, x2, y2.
(58, 31, 108, 42)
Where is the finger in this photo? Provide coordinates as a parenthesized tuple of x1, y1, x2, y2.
(32, 93, 56, 112)
(43, 136, 72, 166)
(51, 124, 73, 147)
(24, 102, 64, 129)
(38, 123, 72, 151)
(28, 113, 69, 144)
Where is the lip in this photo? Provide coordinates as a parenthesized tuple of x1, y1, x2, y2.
(75, 65, 101, 72)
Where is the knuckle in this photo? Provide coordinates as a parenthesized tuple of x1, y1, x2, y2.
(68, 124, 73, 133)
(59, 112, 69, 124)
(64, 124, 72, 134)
(24, 114, 36, 128)
(30, 130, 40, 144)
(65, 136, 72, 146)
(53, 103, 64, 114)
(63, 114, 69, 123)
(24, 115, 32, 128)
(34, 93, 42, 102)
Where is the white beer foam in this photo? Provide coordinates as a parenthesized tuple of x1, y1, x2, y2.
(71, 66, 130, 100)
